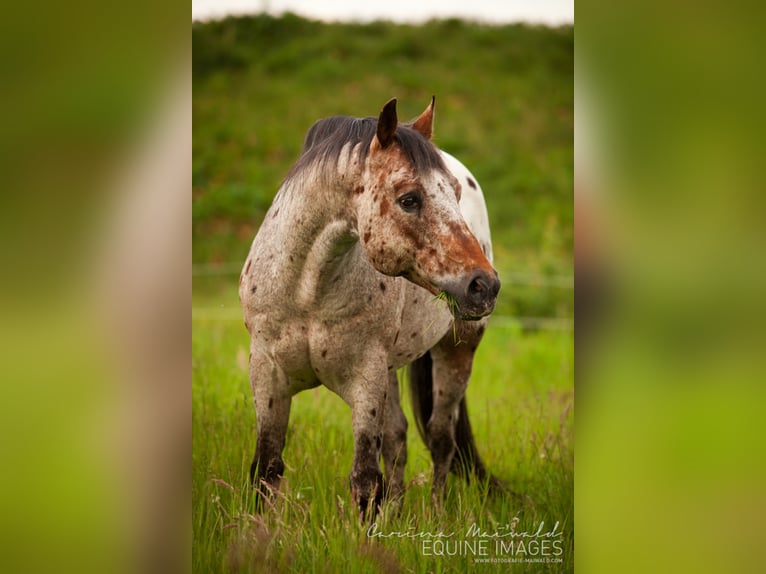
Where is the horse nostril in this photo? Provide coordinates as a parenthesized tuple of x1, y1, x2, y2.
(466, 270, 500, 305)
(469, 276, 487, 295)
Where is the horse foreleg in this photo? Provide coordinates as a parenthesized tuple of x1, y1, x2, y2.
(345, 359, 387, 518)
(381, 370, 408, 501)
(426, 324, 482, 502)
(249, 354, 292, 503)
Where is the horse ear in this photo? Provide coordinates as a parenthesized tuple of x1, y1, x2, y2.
(411, 95, 435, 140)
(374, 98, 398, 149)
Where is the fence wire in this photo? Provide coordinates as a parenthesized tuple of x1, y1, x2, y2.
(191, 307, 573, 331)
(192, 263, 573, 331)
(192, 263, 573, 289)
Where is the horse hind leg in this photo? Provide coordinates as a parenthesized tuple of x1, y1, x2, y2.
(249, 355, 292, 506)
(381, 370, 408, 501)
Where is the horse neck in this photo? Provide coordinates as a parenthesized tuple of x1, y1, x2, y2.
(265, 164, 363, 307)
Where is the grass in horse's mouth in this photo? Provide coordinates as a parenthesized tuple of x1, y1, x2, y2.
(433, 291, 462, 343)
(433, 290, 460, 315)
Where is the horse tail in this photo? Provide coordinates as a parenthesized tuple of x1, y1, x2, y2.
(408, 352, 434, 446)
(408, 352, 506, 492)
(451, 394, 492, 484)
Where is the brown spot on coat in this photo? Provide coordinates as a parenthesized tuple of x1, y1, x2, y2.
(370, 408, 377, 417)
(268, 397, 273, 409)
(245, 259, 252, 273)
(379, 282, 386, 292)
(466, 176, 477, 189)
(363, 230, 371, 243)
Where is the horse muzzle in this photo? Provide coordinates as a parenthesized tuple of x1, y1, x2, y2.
(443, 268, 501, 320)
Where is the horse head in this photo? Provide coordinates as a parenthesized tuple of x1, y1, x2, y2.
(355, 97, 500, 320)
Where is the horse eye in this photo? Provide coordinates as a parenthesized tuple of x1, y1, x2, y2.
(397, 192, 421, 212)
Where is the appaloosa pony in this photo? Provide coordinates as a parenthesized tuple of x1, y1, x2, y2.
(239, 97, 501, 514)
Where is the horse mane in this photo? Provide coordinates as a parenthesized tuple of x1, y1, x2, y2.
(285, 115, 446, 186)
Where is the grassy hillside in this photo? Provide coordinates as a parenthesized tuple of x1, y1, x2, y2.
(192, 14, 573, 319)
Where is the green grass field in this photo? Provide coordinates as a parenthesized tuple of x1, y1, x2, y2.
(193, 13, 573, 572)
(193, 296, 572, 573)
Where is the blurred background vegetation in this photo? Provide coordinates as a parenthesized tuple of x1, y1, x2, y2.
(192, 13, 573, 320)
